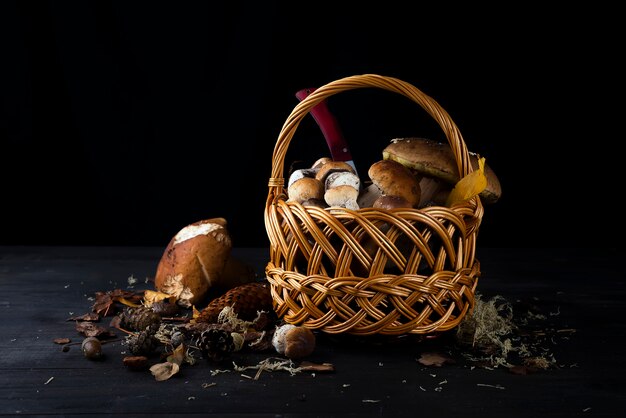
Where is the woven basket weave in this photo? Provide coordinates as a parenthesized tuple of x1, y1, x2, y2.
(264, 74, 484, 336)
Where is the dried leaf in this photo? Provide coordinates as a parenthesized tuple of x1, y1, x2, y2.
(143, 290, 174, 307)
(75, 321, 115, 338)
(417, 352, 456, 367)
(150, 361, 180, 381)
(67, 313, 100, 322)
(53, 338, 71, 345)
(148, 344, 186, 381)
(109, 315, 122, 329)
(117, 297, 141, 309)
(92, 289, 143, 316)
(446, 156, 487, 206)
(167, 343, 186, 366)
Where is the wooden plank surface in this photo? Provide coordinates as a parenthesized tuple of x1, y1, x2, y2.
(0, 246, 624, 417)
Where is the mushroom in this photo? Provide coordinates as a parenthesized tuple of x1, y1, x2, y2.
(272, 324, 316, 359)
(355, 190, 416, 275)
(301, 198, 328, 208)
(315, 160, 356, 184)
(324, 171, 360, 210)
(287, 168, 325, 204)
(373, 194, 412, 210)
(154, 218, 233, 308)
(382, 137, 502, 206)
(357, 183, 383, 208)
(351, 161, 421, 275)
(311, 156, 332, 171)
(367, 159, 421, 208)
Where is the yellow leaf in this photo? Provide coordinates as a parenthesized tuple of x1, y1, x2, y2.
(143, 290, 173, 307)
(446, 156, 488, 206)
(192, 305, 201, 319)
(167, 343, 186, 366)
(117, 297, 141, 308)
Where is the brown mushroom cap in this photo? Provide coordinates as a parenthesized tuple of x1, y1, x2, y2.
(368, 159, 421, 208)
(323, 171, 360, 210)
(271, 324, 316, 359)
(284, 326, 316, 359)
(288, 177, 325, 203)
(154, 218, 232, 307)
(311, 157, 332, 170)
(373, 194, 412, 210)
(382, 137, 502, 204)
(315, 160, 355, 183)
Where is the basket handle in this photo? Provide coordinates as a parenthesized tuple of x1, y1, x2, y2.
(295, 87, 356, 169)
(267, 74, 474, 197)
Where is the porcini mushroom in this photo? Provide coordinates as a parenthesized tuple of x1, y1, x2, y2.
(272, 324, 316, 359)
(382, 137, 502, 206)
(367, 159, 421, 208)
(311, 156, 332, 171)
(287, 168, 325, 204)
(315, 160, 356, 184)
(324, 170, 360, 210)
(373, 194, 412, 210)
(154, 218, 233, 308)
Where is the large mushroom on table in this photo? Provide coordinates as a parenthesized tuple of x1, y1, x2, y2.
(154, 218, 255, 308)
(382, 137, 502, 207)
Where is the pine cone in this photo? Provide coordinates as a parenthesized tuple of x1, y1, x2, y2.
(195, 328, 235, 361)
(196, 282, 273, 324)
(127, 323, 160, 355)
(120, 306, 161, 332)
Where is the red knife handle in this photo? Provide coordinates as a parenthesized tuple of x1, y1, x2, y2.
(296, 88, 353, 162)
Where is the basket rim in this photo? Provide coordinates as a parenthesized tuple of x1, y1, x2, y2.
(267, 74, 475, 194)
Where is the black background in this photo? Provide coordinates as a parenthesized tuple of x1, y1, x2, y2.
(1, 1, 621, 249)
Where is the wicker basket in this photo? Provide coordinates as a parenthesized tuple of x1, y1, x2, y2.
(264, 74, 484, 336)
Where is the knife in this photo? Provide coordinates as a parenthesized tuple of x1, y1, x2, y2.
(295, 87, 358, 177)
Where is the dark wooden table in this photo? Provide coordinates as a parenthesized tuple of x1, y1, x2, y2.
(1, 246, 624, 417)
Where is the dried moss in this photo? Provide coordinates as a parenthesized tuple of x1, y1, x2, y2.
(455, 293, 557, 370)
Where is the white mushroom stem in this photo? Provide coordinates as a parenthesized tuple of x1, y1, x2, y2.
(418, 177, 452, 207)
(357, 183, 383, 208)
(287, 168, 317, 189)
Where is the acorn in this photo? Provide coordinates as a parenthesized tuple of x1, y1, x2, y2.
(81, 337, 103, 360)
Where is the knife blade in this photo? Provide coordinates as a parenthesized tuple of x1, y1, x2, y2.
(295, 87, 358, 177)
